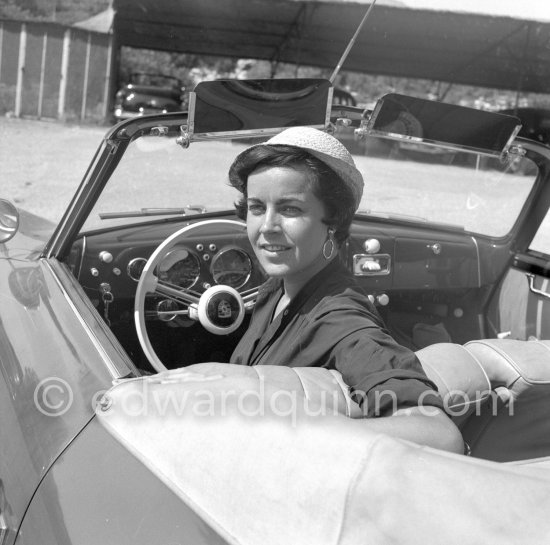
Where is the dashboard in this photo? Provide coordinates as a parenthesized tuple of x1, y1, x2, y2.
(65, 213, 502, 368)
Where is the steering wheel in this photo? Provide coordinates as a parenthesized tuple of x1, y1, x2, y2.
(134, 219, 260, 371)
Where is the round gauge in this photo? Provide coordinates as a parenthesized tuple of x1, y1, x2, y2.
(210, 247, 252, 289)
(127, 257, 148, 282)
(157, 248, 200, 289)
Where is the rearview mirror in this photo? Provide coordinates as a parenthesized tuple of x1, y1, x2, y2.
(0, 199, 20, 243)
(367, 93, 522, 156)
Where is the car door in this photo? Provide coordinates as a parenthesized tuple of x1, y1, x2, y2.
(485, 141, 550, 340)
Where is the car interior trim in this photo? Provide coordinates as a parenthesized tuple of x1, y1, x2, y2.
(45, 258, 137, 379)
(470, 235, 482, 287)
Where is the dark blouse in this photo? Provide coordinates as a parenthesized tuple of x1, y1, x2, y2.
(230, 259, 443, 417)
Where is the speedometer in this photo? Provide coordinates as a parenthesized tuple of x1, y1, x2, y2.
(211, 247, 252, 288)
(158, 248, 200, 289)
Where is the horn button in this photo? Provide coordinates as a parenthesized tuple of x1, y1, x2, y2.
(191, 285, 245, 334)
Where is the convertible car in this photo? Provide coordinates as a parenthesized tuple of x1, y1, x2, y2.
(2, 78, 550, 544)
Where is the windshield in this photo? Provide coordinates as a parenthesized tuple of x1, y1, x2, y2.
(81, 131, 537, 238)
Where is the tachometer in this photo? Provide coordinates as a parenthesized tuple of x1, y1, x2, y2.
(158, 248, 200, 289)
(211, 247, 252, 288)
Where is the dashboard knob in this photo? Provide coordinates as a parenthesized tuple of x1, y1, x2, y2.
(429, 243, 442, 255)
(363, 238, 381, 254)
(367, 294, 375, 304)
(376, 293, 390, 306)
(99, 251, 113, 263)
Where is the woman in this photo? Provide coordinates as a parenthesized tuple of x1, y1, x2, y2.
(228, 126, 463, 453)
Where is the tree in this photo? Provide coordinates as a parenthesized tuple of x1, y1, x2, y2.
(0, 0, 110, 23)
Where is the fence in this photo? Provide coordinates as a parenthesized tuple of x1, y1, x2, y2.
(0, 19, 114, 123)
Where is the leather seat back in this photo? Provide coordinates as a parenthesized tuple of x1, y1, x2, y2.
(417, 339, 550, 462)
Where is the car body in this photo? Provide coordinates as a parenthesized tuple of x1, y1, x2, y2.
(3, 77, 550, 544)
(112, 72, 185, 122)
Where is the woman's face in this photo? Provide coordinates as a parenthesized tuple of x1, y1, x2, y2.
(246, 165, 330, 291)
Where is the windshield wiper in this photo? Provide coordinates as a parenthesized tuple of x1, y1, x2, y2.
(359, 209, 465, 230)
(360, 210, 429, 223)
(99, 205, 206, 220)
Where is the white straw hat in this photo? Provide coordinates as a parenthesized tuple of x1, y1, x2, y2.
(232, 127, 364, 209)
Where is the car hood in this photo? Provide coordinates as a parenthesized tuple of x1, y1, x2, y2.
(97, 363, 550, 545)
(1, 208, 56, 260)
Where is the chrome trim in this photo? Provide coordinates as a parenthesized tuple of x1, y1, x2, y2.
(158, 249, 201, 290)
(210, 246, 253, 288)
(352, 253, 391, 276)
(527, 273, 550, 301)
(325, 86, 334, 127)
(503, 126, 523, 155)
(366, 129, 506, 158)
(190, 125, 327, 142)
(470, 236, 481, 287)
(156, 299, 178, 321)
(187, 91, 196, 136)
(44, 258, 136, 379)
(76, 234, 86, 279)
(534, 277, 550, 340)
(0, 510, 11, 545)
(127, 257, 148, 282)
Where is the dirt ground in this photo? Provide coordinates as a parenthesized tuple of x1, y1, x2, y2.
(0, 116, 107, 222)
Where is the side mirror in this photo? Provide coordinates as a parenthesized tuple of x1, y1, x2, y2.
(0, 199, 20, 243)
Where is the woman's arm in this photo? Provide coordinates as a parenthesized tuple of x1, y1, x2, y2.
(361, 406, 464, 453)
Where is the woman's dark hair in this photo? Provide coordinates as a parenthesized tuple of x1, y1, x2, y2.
(228, 145, 356, 244)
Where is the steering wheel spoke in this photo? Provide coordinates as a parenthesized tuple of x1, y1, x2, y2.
(241, 287, 259, 310)
(155, 278, 200, 305)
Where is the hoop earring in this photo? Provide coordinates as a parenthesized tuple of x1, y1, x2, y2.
(323, 229, 336, 260)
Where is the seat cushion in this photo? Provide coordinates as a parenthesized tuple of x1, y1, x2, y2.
(415, 343, 491, 418)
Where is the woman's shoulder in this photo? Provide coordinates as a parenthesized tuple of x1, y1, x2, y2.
(321, 261, 370, 301)
(319, 284, 375, 313)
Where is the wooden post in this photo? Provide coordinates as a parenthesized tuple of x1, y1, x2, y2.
(80, 32, 92, 121)
(0, 22, 4, 83)
(58, 28, 70, 120)
(38, 30, 48, 118)
(15, 23, 26, 117)
(102, 33, 114, 122)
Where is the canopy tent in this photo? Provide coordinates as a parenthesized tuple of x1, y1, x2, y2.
(102, 0, 550, 95)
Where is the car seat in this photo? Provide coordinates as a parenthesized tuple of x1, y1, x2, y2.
(417, 338, 550, 461)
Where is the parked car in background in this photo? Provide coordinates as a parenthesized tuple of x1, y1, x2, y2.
(113, 72, 185, 121)
(333, 87, 357, 106)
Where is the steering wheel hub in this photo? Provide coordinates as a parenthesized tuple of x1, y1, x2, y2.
(192, 285, 245, 334)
